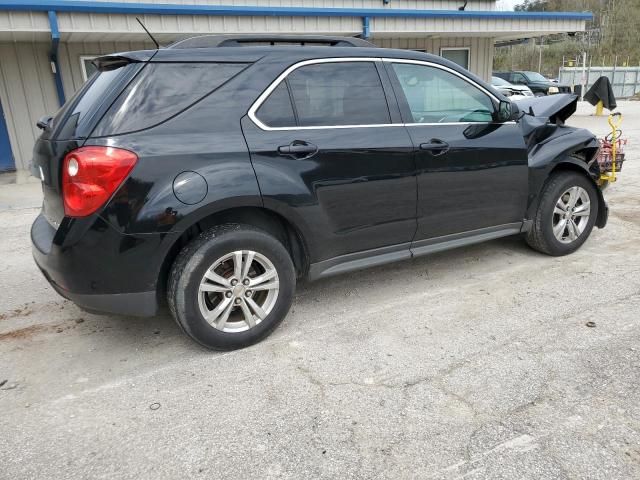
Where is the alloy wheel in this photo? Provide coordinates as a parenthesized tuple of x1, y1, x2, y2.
(198, 250, 280, 333)
(552, 186, 591, 244)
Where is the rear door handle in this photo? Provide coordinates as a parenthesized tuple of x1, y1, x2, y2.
(419, 139, 449, 156)
(278, 141, 318, 159)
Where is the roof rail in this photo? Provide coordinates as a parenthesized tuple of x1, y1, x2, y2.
(168, 34, 377, 49)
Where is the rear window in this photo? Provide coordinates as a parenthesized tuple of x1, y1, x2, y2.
(92, 62, 248, 137)
(53, 66, 134, 140)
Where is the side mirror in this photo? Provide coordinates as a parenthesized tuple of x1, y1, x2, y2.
(495, 100, 512, 123)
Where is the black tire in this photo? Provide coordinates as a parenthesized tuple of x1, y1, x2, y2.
(526, 171, 599, 256)
(167, 224, 295, 350)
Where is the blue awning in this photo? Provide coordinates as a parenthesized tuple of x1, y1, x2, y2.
(0, 1, 594, 22)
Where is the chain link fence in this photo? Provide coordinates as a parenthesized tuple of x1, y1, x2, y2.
(559, 66, 640, 99)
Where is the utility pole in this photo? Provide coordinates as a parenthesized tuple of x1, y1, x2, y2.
(581, 51, 587, 101)
(538, 36, 543, 73)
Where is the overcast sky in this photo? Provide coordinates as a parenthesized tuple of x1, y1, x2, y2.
(496, 0, 520, 10)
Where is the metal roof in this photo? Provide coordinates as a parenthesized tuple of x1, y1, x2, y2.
(0, 0, 594, 21)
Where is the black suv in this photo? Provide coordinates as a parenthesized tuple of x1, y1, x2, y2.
(494, 71, 572, 96)
(31, 35, 608, 350)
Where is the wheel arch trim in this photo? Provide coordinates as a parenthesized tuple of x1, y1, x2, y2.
(155, 202, 312, 297)
(528, 158, 607, 229)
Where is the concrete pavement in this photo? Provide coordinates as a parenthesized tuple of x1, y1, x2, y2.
(1, 101, 639, 479)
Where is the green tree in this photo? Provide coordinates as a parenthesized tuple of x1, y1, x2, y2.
(497, 0, 640, 72)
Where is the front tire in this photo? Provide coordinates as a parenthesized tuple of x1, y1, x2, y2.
(168, 224, 296, 350)
(526, 171, 599, 256)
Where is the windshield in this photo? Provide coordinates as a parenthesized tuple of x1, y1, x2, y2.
(492, 76, 510, 86)
(523, 71, 547, 82)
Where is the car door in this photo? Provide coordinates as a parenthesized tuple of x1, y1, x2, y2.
(241, 59, 417, 267)
(385, 60, 529, 243)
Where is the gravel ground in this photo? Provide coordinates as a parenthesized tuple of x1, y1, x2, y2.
(1, 101, 639, 480)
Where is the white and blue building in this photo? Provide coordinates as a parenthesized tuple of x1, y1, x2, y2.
(0, 0, 591, 172)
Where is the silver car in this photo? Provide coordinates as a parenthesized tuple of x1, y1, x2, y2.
(492, 76, 534, 100)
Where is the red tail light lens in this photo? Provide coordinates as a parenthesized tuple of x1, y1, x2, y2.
(62, 146, 137, 217)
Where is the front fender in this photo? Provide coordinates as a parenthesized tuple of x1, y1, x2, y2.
(525, 126, 605, 225)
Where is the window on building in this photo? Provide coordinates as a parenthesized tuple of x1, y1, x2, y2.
(391, 63, 494, 123)
(80, 56, 98, 82)
(439, 48, 470, 70)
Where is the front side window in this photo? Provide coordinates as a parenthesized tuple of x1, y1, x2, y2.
(391, 63, 495, 124)
(255, 61, 391, 128)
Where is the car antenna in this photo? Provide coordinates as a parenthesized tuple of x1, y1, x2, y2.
(136, 17, 160, 49)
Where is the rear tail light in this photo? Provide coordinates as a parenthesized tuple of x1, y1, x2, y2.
(62, 146, 137, 217)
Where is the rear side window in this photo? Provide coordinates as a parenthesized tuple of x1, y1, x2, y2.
(288, 62, 390, 127)
(256, 82, 296, 128)
(254, 61, 390, 128)
(92, 62, 248, 136)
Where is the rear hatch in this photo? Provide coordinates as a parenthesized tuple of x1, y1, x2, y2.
(31, 55, 147, 227)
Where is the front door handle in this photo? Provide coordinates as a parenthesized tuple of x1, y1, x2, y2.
(278, 141, 318, 159)
(419, 139, 449, 156)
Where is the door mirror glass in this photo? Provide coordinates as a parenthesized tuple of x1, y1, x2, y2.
(495, 100, 512, 123)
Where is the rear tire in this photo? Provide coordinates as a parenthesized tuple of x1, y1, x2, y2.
(526, 171, 599, 256)
(167, 224, 295, 350)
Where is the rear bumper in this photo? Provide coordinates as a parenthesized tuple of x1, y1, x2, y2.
(31, 213, 164, 317)
(38, 266, 157, 317)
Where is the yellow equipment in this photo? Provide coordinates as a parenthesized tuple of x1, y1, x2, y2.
(600, 112, 623, 184)
(595, 100, 604, 116)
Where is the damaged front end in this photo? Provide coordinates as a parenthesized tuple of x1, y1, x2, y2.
(515, 94, 608, 228)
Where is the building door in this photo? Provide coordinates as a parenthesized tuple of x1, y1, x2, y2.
(0, 100, 15, 172)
